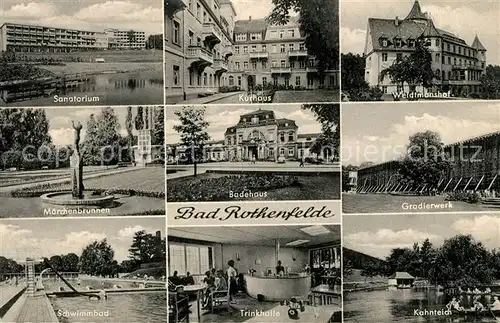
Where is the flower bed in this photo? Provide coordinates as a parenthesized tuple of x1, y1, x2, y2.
(11, 181, 165, 199)
(167, 174, 301, 202)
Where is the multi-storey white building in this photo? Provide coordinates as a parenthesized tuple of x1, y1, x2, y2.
(165, 0, 339, 103)
(167, 109, 337, 163)
(0, 23, 147, 52)
(105, 29, 146, 50)
(229, 16, 338, 91)
(165, 0, 235, 103)
(364, 0, 487, 97)
(0, 23, 108, 52)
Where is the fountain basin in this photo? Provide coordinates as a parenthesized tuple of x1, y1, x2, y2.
(41, 191, 115, 208)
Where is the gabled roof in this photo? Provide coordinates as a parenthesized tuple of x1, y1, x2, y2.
(389, 271, 415, 279)
(367, 18, 427, 50)
(422, 19, 440, 37)
(404, 0, 428, 20)
(471, 35, 486, 51)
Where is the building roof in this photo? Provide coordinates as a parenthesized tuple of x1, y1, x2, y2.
(234, 18, 269, 34)
(367, 18, 427, 50)
(471, 35, 487, 51)
(422, 19, 440, 37)
(389, 271, 415, 279)
(240, 109, 276, 118)
(298, 133, 321, 139)
(276, 118, 298, 129)
(404, 0, 428, 20)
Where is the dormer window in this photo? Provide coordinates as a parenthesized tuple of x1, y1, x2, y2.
(394, 38, 402, 47)
(252, 116, 259, 124)
(408, 39, 415, 47)
(285, 122, 289, 127)
(381, 38, 388, 47)
(243, 118, 246, 122)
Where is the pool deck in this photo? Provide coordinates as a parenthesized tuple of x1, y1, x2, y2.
(15, 292, 58, 323)
(47, 287, 166, 297)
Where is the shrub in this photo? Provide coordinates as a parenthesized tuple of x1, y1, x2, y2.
(445, 191, 481, 204)
(218, 85, 240, 93)
(167, 174, 301, 202)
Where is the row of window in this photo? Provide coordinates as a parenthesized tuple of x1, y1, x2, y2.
(379, 52, 485, 70)
(226, 132, 296, 145)
(379, 37, 480, 59)
(232, 59, 315, 71)
(235, 29, 298, 41)
(171, 65, 224, 88)
(235, 43, 305, 54)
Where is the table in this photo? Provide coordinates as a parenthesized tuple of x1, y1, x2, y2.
(245, 274, 311, 301)
(244, 304, 339, 323)
(182, 284, 205, 322)
(310, 284, 341, 306)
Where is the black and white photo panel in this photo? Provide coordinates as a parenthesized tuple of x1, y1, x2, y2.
(0, 0, 163, 107)
(342, 101, 500, 214)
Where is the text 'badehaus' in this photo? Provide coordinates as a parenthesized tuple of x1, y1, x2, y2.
(167, 109, 337, 163)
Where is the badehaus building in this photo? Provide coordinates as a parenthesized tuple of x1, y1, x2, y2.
(355, 131, 500, 193)
(167, 109, 337, 163)
(165, 0, 339, 103)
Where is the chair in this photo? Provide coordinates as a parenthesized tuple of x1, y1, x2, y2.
(169, 291, 190, 323)
(208, 278, 230, 314)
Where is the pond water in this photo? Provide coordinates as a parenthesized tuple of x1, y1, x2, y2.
(44, 278, 166, 323)
(1, 70, 163, 106)
(344, 289, 499, 322)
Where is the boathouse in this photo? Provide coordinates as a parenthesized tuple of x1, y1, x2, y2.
(388, 272, 415, 287)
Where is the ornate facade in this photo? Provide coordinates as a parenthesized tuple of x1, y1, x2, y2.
(364, 0, 487, 97)
(167, 109, 337, 163)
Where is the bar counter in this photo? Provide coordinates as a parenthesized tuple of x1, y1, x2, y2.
(245, 274, 311, 301)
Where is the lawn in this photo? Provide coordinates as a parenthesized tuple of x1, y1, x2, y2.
(41, 62, 162, 76)
(273, 90, 340, 103)
(167, 172, 340, 202)
(14, 50, 162, 63)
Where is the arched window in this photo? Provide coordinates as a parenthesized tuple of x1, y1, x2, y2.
(228, 76, 234, 86)
(442, 70, 446, 80)
(448, 71, 452, 80)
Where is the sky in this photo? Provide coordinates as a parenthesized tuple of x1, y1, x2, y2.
(344, 213, 500, 260)
(0, 217, 165, 263)
(0, 0, 162, 35)
(43, 106, 161, 147)
(341, 0, 500, 65)
(342, 101, 500, 166)
(166, 105, 322, 143)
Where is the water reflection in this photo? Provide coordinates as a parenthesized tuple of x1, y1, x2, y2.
(344, 289, 498, 322)
(0, 70, 163, 106)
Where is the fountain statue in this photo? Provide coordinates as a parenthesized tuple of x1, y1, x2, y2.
(71, 121, 84, 199)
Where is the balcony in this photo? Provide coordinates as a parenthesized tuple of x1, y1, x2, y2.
(441, 80, 481, 86)
(271, 66, 292, 74)
(451, 63, 483, 71)
(249, 51, 269, 60)
(288, 49, 308, 58)
(214, 59, 228, 74)
(186, 46, 213, 69)
(202, 23, 223, 46)
(306, 66, 318, 73)
(224, 46, 234, 58)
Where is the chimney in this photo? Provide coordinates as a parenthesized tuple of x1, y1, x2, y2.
(395, 16, 399, 26)
(249, 16, 252, 21)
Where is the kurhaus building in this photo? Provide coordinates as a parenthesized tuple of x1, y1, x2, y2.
(355, 131, 500, 194)
(0, 23, 146, 52)
(167, 109, 336, 162)
(165, 0, 339, 103)
(364, 0, 487, 97)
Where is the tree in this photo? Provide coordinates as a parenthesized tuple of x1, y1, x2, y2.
(49, 255, 63, 272)
(82, 114, 100, 165)
(480, 65, 500, 99)
(173, 106, 210, 176)
(125, 106, 134, 161)
(61, 253, 79, 272)
(343, 259, 354, 281)
(128, 230, 159, 264)
(341, 53, 369, 96)
(96, 108, 121, 165)
(419, 238, 436, 279)
(428, 235, 494, 287)
(153, 107, 165, 146)
(302, 104, 340, 160)
(380, 40, 436, 93)
(135, 106, 144, 130)
(397, 131, 452, 193)
(267, 0, 338, 72)
(360, 261, 379, 282)
(79, 239, 115, 277)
